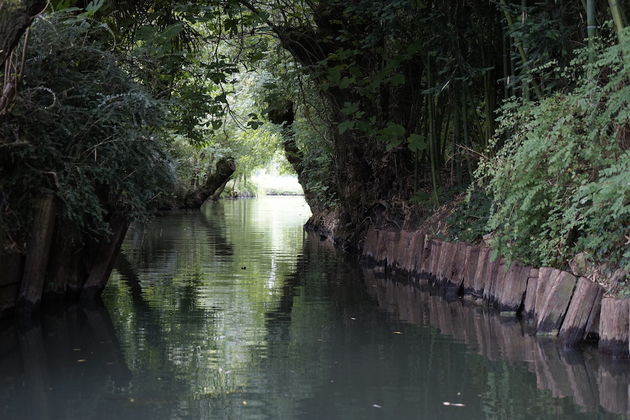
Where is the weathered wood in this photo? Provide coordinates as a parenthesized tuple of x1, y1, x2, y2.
(448, 242, 468, 288)
(80, 216, 129, 302)
(497, 262, 531, 315)
(43, 222, 83, 300)
(392, 231, 412, 269)
(428, 240, 442, 279)
(18, 192, 57, 313)
(559, 277, 604, 346)
(470, 247, 490, 298)
(414, 234, 431, 274)
(402, 231, 424, 272)
(374, 229, 387, 265)
(584, 287, 603, 341)
(362, 226, 378, 258)
(522, 268, 539, 319)
(385, 231, 401, 268)
(533, 267, 556, 323)
(483, 256, 505, 305)
(461, 245, 480, 295)
(536, 270, 577, 336)
(598, 297, 630, 358)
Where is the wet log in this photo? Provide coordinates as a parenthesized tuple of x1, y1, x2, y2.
(415, 235, 433, 276)
(374, 229, 388, 265)
(448, 242, 468, 288)
(470, 247, 491, 298)
(598, 297, 630, 358)
(584, 288, 603, 341)
(80, 216, 129, 302)
(44, 223, 84, 300)
(428, 240, 442, 279)
(393, 231, 413, 270)
(402, 231, 424, 273)
(385, 231, 401, 268)
(482, 256, 505, 305)
(559, 277, 604, 346)
(536, 270, 577, 336)
(461, 245, 480, 295)
(18, 192, 57, 314)
(435, 241, 456, 285)
(532, 267, 557, 324)
(522, 268, 539, 320)
(496, 262, 531, 315)
(362, 226, 379, 259)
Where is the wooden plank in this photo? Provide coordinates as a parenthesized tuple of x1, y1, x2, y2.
(559, 277, 604, 346)
(533, 267, 556, 324)
(374, 229, 387, 265)
(497, 262, 531, 315)
(385, 231, 401, 268)
(80, 216, 129, 302)
(536, 270, 577, 336)
(483, 256, 505, 305)
(598, 297, 630, 358)
(522, 268, 539, 320)
(403, 231, 423, 272)
(470, 247, 491, 298)
(461, 245, 480, 295)
(18, 192, 57, 313)
(393, 231, 413, 270)
(362, 226, 378, 258)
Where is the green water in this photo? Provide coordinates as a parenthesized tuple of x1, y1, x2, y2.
(0, 197, 627, 419)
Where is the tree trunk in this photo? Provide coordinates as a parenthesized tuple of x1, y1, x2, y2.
(0, 0, 45, 68)
(181, 157, 236, 208)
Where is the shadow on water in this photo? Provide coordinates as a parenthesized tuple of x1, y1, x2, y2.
(363, 269, 630, 418)
(0, 304, 130, 420)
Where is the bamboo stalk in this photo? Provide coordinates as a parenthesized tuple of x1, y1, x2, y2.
(608, 0, 626, 42)
(499, 0, 543, 100)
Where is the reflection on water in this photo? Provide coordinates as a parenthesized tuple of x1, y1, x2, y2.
(0, 196, 627, 419)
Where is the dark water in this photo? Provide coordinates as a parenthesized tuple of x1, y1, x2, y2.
(1, 197, 629, 419)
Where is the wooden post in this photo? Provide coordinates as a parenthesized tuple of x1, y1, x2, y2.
(80, 216, 129, 302)
(18, 192, 57, 314)
(598, 297, 630, 358)
(559, 277, 604, 346)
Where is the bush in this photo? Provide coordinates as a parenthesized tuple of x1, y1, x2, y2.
(477, 32, 629, 272)
(0, 13, 174, 248)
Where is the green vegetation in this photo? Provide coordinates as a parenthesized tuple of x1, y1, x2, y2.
(0, 0, 628, 290)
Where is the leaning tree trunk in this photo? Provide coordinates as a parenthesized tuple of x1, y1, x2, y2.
(0, 0, 45, 68)
(182, 156, 236, 208)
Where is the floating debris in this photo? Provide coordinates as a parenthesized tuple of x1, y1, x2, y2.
(442, 402, 465, 407)
(372, 404, 382, 409)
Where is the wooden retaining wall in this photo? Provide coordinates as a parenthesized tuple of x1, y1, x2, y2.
(362, 227, 627, 358)
(0, 194, 129, 318)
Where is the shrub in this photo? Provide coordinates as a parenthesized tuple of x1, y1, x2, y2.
(477, 31, 629, 272)
(0, 13, 174, 248)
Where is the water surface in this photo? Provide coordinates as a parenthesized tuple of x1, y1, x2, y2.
(0, 196, 628, 419)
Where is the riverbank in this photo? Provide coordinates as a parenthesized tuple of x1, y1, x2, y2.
(358, 226, 630, 358)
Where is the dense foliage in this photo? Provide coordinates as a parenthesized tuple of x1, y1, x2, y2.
(0, 14, 174, 246)
(478, 35, 630, 271)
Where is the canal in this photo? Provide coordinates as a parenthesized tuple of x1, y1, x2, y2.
(0, 196, 627, 419)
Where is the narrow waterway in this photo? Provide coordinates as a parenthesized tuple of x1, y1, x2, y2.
(0, 197, 628, 419)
